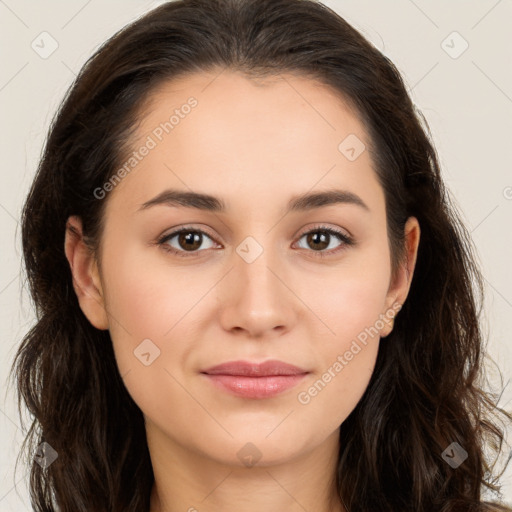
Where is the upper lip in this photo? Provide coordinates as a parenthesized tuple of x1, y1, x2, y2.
(201, 360, 309, 377)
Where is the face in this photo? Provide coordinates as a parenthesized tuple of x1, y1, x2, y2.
(66, 69, 419, 468)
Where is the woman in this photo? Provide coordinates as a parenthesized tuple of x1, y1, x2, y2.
(11, 0, 512, 510)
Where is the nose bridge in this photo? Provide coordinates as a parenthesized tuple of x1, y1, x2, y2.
(235, 233, 283, 302)
(219, 231, 295, 335)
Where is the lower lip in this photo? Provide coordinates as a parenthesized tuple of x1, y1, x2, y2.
(202, 373, 308, 399)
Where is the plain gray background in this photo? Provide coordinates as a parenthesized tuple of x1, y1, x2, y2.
(1, 0, 511, 509)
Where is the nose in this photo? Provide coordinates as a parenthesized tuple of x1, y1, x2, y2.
(216, 239, 298, 338)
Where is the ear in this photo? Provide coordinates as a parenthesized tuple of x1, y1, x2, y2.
(64, 215, 109, 330)
(380, 216, 420, 337)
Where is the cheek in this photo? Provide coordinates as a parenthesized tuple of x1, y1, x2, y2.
(303, 246, 392, 346)
(99, 245, 203, 421)
(99, 238, 238, 410)
(98, 241, 194, 375)
(293, 251, 390, 422)
(294, 293, 384, 434)
(102, 238, 207, 336)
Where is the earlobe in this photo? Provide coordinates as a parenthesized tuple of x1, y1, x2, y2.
(380, 216, 421, 338)
(64, 215, 109, 330)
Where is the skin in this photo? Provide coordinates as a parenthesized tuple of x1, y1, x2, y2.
(64, 70, 420, 512)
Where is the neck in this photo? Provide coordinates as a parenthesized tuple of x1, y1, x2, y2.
(147, 422, 345, 512)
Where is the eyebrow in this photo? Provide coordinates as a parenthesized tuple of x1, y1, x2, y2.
(138, 188, 370, 213)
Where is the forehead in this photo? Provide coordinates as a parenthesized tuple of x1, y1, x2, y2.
(138, 69, 366, 146)
(105, 69, 382, 217)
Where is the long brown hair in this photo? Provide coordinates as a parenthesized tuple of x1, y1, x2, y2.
(10, 0, 512, 510)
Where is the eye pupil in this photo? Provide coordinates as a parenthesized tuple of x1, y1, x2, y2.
(308, 231, 329, 250)
(179, 231, 202, 251)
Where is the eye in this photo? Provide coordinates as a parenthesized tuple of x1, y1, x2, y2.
(156, 224, 354, 258)
(294, 225, 354, 257)
(157, 227, 218, 257)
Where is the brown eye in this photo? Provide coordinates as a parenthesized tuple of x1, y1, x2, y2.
(157, 225, 354, 259)
(158, 228, 217, 256)
(177, 231, 203, 251)
(295, 226, 354, 257)
(304, 231, 330, 251)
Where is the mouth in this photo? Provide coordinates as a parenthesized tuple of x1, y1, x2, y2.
(200, 359, 310, 399)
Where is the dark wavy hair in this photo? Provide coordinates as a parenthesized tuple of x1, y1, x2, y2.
(9, 0, 512, 510)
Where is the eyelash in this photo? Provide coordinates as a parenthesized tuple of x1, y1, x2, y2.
(156, 224, 355, 259)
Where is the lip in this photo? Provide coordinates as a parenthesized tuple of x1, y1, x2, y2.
(201, 359, 310, 399)
(202, 359, 308, 376)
